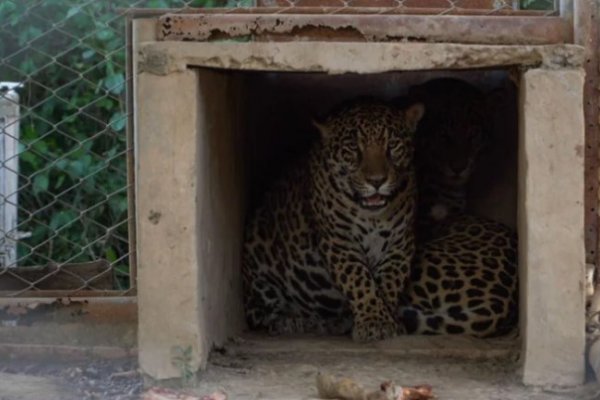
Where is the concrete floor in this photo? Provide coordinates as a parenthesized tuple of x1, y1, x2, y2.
(189, 334, 599, 400)
(1, 334, 599, 400)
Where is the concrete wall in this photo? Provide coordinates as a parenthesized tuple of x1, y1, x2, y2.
(136, 68, 205, 379)
(519, 69, 586, 386)
(135, 21, 246, 381)
(195, 70, 246, 355)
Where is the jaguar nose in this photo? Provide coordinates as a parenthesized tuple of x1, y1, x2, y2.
(366, 176, 387, 189)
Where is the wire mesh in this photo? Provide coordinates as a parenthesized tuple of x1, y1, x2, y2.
(0, 0, 557, 297)
(243, 0, 557, 15)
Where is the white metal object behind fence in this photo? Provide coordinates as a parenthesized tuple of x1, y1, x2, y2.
(0, 82, 29, 268)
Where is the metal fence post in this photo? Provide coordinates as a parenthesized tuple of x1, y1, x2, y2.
(0, 82, 28, 269)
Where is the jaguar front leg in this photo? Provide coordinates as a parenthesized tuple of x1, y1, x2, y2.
(374, 252, 414, 307)
(373, 236, 415, 332)
(323, 240, 398, 342)
(373, 258, 413, 333)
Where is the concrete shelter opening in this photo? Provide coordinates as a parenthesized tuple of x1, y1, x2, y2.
(133, 18, 586, 387)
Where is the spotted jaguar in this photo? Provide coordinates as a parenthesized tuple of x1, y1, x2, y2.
(398, 215, 518, 337)
(397, 78, 518, 337)
(242, 98, 425, 342)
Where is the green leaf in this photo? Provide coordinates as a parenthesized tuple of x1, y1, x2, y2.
(108, 195, 127, 217)
(66, 7, 80, 19)
(32, 140, 49, 155)
(21, 152, 39, 169)
(147, 0, 170, 8)
(95, 29, 114, 42)
(70, 161, 85, 177)
(104, 73, 124, 95)
(33, 174, 49, 195)
(49, 210, 77, 231)
(82, 49, 95, 59)
(109, 111, 126, 132)
(54, 174, 66, 189)
(18, 27, 42, 46)
(55, 159, 68, 170)
(105, 247, 117, 262)
(20, 59, 36, 74)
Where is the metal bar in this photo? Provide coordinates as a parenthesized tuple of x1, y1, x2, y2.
(560, 0, 573, 18)
(560, 0, 574, 42)
(0, 290, 134, 297)
(574, 0, 599, 265)
(157, 14, 572, 44)
(0, 85, 22, 269)
(125, 15, 137, 294)
(120, 6, 555, 16)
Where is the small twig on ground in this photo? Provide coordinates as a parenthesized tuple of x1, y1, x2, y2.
(109, 370, 138, 380)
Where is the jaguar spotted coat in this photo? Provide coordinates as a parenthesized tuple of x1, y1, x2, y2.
(243, 99, 425, 342)
(398, 215, 518, 337)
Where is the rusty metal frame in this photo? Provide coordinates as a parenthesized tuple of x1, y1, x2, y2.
(0, 290, 132, 298)
(125, 14, 138, 296)
(575, 0, 599, 266)
(156, 13, 571, 44)
(124, 6, 556, 16)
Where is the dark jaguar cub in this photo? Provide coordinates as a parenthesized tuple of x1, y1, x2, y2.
(410, 78, 488, 240)
(396, 78, 518, 337)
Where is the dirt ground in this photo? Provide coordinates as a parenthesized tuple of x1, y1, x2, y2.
(1, 335, 599, 400)
(0, 357, 142, 400)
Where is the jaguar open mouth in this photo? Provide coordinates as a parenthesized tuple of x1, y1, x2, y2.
(360, 193, 388, 209)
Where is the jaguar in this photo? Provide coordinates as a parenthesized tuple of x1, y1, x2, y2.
(398, 78, 518, 337)
(242, 98, 425, 342)
(398, 215, 518, 337)
(410, 78, 488, 240)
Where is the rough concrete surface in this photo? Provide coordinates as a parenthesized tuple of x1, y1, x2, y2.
(135, 69, 205, 380)
(138, 42, 585, 76)
(519, 69, 586, 386)
(189, 337, 600, 400)
(0, 372, 78, 400)
(2, 337, 598, 400)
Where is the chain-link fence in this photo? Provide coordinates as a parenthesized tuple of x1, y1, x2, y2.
(246, 0, 556, 14)
(0, 0, 556, 297)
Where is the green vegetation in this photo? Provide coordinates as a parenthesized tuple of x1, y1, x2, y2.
(0, 1, 238, 289)
(520, 0, 555, 10)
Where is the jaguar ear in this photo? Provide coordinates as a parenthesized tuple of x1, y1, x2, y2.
(404, 102, 425, 132)
(312, 118, 331, 140)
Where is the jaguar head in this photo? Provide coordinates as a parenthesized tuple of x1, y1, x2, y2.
(314, 99, 424, 211)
